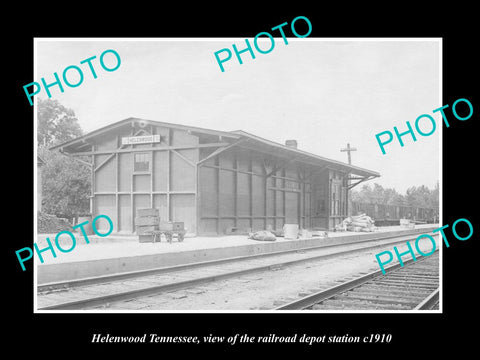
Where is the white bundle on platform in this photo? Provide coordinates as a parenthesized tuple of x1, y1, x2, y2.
(335, 213, 377, 232)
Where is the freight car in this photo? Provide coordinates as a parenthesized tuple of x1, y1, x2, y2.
(350, 202, 438, 226)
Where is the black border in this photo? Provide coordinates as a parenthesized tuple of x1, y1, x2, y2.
(7, 5, 478, 354)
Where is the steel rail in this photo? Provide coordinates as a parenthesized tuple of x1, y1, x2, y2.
(274, 249, 439, 310)
(414, 288, 440, 310)
(38, 228, 436, 292)
(37, 235, 434, 310)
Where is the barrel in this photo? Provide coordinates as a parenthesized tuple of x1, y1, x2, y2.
(283, 224, 299, 239)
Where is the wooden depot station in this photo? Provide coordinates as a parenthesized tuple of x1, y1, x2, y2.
(51, 118, 380, 236)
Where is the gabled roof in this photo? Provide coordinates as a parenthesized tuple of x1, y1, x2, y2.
(230, 130, 380, 178)
(49, 117, 241, 152)
(51, 118, 380, 178)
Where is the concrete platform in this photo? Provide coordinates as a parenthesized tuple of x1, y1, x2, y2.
(36, 224, 439, 285)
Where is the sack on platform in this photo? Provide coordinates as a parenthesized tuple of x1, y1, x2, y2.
(249, 230, 277, 241)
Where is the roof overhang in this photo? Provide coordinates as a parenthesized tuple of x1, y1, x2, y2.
(231, 130, 380, 179)
(50, 118, 380, 179)
(49, 117, 241, 154)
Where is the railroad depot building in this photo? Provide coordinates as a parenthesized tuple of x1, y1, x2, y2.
(51, 118, 380, 236)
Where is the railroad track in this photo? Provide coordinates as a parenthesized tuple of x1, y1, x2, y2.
(37, 232, 438, 311)
(275, 251, 440, 311)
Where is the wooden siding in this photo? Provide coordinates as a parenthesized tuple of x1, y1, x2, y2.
(91, 123, 198, 234)
(197, 147, 340, 235)
(89, 120, 351, 235)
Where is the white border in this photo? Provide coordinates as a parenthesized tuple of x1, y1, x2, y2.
(33, 37, 443, 314)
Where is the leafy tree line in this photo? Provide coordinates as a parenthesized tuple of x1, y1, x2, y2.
(350, 182, 439, 210)
(38, 98, 439, 221)
(38, 98, 91, 221)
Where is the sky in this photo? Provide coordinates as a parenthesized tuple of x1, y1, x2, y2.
(35, 38, 441, 194)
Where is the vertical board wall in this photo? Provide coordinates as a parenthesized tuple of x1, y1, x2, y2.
(92, 124, 198, 234)
(90, 122, 350, 235)
(198, 147, 324, 235)
(328, 169, 348, 229)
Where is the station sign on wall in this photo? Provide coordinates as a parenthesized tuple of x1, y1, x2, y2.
(121, 134, 161, 145)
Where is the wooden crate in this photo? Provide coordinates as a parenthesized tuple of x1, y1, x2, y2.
(135, 216, 160, 226)
(159, 221, 184, 231)
(172, 222, 184, 231)
(136, 208, 160, 242)
(136, 225, 158, 235)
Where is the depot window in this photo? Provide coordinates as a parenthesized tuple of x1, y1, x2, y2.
(133, 152, 151, 173)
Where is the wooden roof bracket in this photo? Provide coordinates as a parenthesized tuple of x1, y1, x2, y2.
(196, 138, 249, 166)
(347, 175, 377, 190)
(61, 152, 93, 167)
(265, 156, 300, 178)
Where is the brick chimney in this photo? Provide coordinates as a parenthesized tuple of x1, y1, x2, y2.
(285, 139, 298, 149)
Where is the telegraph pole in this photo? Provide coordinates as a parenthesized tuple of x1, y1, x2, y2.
(340, 143, 357, 165)
(341, 143, 357, 217)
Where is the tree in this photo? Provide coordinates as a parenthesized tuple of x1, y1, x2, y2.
(38, 99, 91, 220)
(41, 149, 91, 219)
(371, 183, 386, 204)
(351, 184, 376, 203)
(405, 185, 438, 209)
(37, 98, 83, 148)
(351, 183, 402, 205)
(350, 182, 438, 211)
(427, 181, 439, 210)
